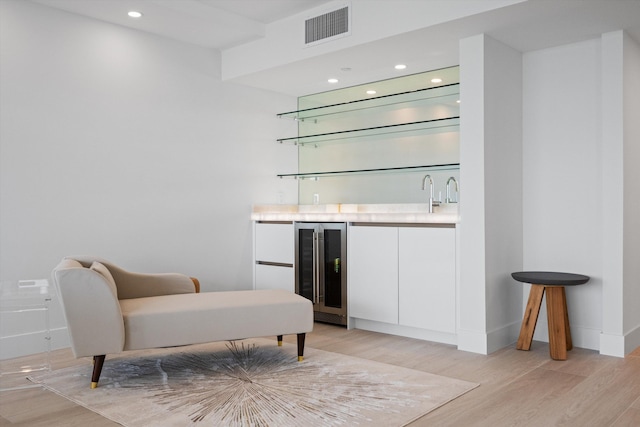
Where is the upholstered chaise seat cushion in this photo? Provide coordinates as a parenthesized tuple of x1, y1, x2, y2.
(120, 289, 313, 351)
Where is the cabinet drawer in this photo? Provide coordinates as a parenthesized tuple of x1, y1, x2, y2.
(255, 222, 294, 264)
(255, 263, 294, 292)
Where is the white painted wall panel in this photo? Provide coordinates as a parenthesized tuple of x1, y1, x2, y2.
(622, 33, 640, 351)
(523, 39, 603, 350)
(0, 0, 297, 358)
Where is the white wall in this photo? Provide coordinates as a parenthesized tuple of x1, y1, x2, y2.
(458, 34, 488, 353)
(523, 33, 640, 356)
(458, 34, 523, 354)
(482, 36, 523, 352)
(0, 0, 297, 358)
(522, 39, 603, 350)
(601, 30, 640, 356)
(601, 32, 625, 355)
(622, 33, 640, 352)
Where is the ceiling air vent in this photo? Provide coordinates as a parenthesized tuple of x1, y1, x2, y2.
(305, 5, 350, 46)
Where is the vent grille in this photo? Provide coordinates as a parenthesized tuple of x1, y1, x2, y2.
(305, 6, 349, 45)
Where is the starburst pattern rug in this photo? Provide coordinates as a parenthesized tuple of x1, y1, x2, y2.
(29, 338, 478, 426)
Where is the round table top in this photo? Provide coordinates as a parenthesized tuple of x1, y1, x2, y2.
(511, 271, 590, 286)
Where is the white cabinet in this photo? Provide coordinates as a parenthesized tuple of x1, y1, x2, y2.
(348, 224, 456, 335)
(255, 263, 294, 292)
(253, 222, 294, 292)
(348, 225, 398, 324)
(255, 222, 294, 263)
(399, 227, 456, 333)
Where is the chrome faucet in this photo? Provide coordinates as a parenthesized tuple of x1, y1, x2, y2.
(421, 174, 439, 213)
(445, 177, 458, 203)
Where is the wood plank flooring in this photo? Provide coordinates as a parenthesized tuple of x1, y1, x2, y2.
(1, 323, 639, 426)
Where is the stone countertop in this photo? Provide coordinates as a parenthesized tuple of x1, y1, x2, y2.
(251, 204, 459, 224)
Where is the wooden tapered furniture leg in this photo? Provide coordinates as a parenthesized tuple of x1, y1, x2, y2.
(277, 335, 283, 346)
(91, 355, 105, 389)
(561, 287, 573, 351)
(517, 285, 545, 351)
(546, 287, 571, 360)
(297, 333, 306, 362)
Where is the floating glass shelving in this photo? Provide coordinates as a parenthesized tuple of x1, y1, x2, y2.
(277, 117, 459, 146)
(277, 163, 460, 179)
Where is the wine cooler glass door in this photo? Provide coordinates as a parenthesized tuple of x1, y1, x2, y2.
(295, 222, 347, 325)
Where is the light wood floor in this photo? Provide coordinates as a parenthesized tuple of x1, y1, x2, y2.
(2, 323, 639, 426)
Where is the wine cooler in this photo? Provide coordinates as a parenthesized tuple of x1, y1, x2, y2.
(295, 222, 347, 326)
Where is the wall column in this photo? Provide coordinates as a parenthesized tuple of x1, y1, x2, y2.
(458, 33, 523, 354)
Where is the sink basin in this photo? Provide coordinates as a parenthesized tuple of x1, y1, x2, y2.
(436, 203, 459, 214)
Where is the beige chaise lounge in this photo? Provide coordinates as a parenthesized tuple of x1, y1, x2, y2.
(52, 256, 314, 388)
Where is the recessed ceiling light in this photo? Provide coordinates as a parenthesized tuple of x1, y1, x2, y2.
(456, 100, 461, 103)
(127, 11, 143, 18)
(328, 78, 339, 84)
(431, 78, 443, 83)
(366, 90, 377, 95)
(394, 64, 407, 70)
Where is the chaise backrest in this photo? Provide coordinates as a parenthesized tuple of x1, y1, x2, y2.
(52, 258, 125, 358)
(65, 255, 197, 299)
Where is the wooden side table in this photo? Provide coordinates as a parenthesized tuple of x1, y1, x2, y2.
(511, 271, 589, 360)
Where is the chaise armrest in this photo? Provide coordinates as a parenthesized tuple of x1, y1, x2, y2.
(53, 258, 125, 358)
(65, 256, 199, 299)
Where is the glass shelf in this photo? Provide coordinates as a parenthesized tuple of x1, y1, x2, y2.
(277, 163, 460, 179)
(275, 66, 461, 204)
(278, 83, 460, 122)
(278, 116, 459, 146)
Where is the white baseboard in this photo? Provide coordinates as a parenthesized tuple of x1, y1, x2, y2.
(0, 327, 69, 360)
(486, 320, 521, 354)
(349, 318, 457, 346)
(456, 328, 488, 354)
(533, 318, 601, 351)
(600, 324, 640, 357)
(348, 319, 523, 355)
(625, 325, 640, 354)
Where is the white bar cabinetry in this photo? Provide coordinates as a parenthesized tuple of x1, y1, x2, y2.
(348, 225, 398, 323)
(348, 223, 456, 343)
(253, 222, 294, 292)
(398, 227, 456, 333)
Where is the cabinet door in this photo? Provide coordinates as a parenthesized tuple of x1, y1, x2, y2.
(399, 227, 456, 333)
(348, 225, 398, 324)
(255, 222, 294, 264)
(255, 264, 294, 292)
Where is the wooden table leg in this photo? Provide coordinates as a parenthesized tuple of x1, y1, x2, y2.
(546, 286, 570, 360)
(561, 287, 573, 351)
(517, 284, 545, 351)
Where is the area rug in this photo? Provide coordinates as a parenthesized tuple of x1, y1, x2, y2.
(29, 339, 478, 426)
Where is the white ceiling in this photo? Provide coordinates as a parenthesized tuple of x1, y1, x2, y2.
(31, 0, 333, 49)
(29, 0, 640, 96)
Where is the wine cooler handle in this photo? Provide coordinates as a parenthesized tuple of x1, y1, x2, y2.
(313, 230, 319, 304)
